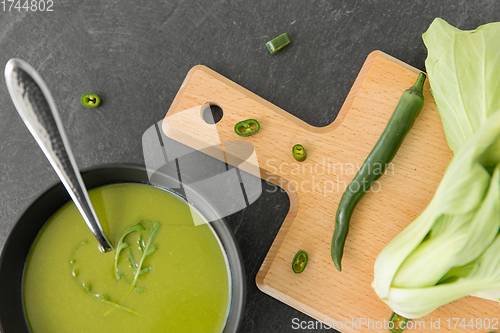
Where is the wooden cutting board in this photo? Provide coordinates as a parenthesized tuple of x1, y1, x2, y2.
(163, 51, 499, 332)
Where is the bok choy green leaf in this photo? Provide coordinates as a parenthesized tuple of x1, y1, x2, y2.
(372, 18, 500, 319)
(422, 18, 500, 153)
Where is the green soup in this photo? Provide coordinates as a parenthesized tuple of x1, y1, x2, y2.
(23, 183, 231, 333)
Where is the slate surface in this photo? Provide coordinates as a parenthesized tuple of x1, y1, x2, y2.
(0, 1, 499, 332)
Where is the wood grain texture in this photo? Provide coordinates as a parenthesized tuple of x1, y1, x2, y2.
(163, 51, 498, 332)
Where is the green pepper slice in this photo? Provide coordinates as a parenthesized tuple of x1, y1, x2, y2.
(81, 93, 101, 107)
(292, 250, 308, 274)
(234, 119, 260, 136)
(292, 144, 307, 162)
(388, 312, 408, 333)
(266, 33, 291, 54)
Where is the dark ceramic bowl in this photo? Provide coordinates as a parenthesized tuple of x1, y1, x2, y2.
(0, 164, 245, 333)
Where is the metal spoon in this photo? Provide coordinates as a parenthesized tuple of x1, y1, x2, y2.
(4, 58, 113, 252)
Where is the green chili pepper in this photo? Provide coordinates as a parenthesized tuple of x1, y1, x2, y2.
(331, 73, 426, 272)
(292, 144, 307, 162)
(81, 93, 101, 107)
(292, 250, 308, 274)
(388, 312, 408, 333)
(266, 33, 291, 54)
(234, 119, 260, 136)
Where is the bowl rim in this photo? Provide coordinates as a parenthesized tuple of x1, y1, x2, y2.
(0, 163, 246, 333)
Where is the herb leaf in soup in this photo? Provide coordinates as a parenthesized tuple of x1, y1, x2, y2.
(114, 223, 146, 280)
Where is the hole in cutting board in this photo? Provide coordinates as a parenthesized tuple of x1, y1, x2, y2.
(202, 104, 224, 124)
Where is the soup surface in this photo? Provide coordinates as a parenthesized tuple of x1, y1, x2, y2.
(23, 183, 230, 333)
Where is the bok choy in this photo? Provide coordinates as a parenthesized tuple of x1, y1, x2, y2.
(423, 18, 500, 153)
(372, 18, 500, 319)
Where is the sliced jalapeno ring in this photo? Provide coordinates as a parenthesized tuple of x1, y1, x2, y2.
(234, 119, 260, 136)
(388, 312, 408, 333)
(292, 250, 308, 274)
(292, 144, 307, 162)
(81, 93, 101, 107)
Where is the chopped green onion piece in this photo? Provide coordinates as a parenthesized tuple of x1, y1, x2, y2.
(266, 33, 291, 54)
(292, 250, 308, 273)
(388, 312, 408, 333)
(292, 144, 307, 162)
(81, 93, 101, 107)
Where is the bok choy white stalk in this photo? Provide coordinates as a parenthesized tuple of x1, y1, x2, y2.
(372, 18, 500, 319)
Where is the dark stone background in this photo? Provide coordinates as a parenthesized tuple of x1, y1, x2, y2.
(0, 1, 499, 332)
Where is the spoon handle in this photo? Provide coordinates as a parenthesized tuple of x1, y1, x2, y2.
(4, 58, 113, 252)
